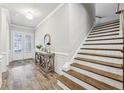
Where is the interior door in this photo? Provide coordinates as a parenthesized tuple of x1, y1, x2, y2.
(12, 31, 24, 60)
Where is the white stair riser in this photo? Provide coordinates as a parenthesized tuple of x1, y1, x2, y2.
(88, 35, 120, 39)
(95, 22, 119, 27)
(85, 39, 122, 44)
(63, 71, 98, 90)
(79, 50, 122, 57)
(57, 80, 70, 90)
(91, 31, 119, 35)
(95, 22, 119, 25)
(71, 66, 122, 89)
(74, 59, 123, 75)
(83, 45, 123, 50)
(89, 31, 119, 37)
(93, 24, 119, 29)
(92, 28, 119, 32)
(87, 35, 120, 40)
(92, 26, 119, 32)
(76, 54, 123, 64)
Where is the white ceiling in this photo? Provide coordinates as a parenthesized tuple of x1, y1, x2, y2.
(0, 3, 59, 28)
(95, 3, 118, 17)
(0, 3, 120, 28)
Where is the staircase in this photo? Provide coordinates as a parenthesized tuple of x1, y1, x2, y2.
(57, 20, 123, 90)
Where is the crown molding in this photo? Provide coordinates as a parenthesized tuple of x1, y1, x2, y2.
(10, 23, 34, 30)
(35, 3, 65, 30)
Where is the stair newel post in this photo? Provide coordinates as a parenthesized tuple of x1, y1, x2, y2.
(117, 10, 124, 90)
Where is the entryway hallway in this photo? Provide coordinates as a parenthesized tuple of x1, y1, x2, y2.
(0, 3, 124, 90)
(0, 59, 61, 90)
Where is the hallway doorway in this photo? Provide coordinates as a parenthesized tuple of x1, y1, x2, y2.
(11, 30, 34, 61)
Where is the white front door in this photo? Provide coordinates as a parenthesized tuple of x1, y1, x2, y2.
(11, 31, 34, 61)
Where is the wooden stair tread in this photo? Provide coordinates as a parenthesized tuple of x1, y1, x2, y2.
(74, 57, 123, 69)
(88, 33, 119, 38)
(83, 42, 123, 45)
(66, 70, 119, 90)
(90, 30, 119, 35)
(92, 26, 119, 32)
(86, 37, 123, 41)
(58, 75, 85, 90)
(71, 63, 123, 82)
(93, 23, 119, 30)
(80, 47, 123, 52)
(78, 52, 123, 59)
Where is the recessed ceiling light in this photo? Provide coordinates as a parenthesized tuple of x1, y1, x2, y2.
(26, 12, 33, 20)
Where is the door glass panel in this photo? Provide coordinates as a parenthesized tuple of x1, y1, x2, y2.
(13, 33, 23, 53)
(25, 35, 32, 52)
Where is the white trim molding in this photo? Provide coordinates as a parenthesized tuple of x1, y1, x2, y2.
(35, 50, 68, 56)
(10, 24, 34, 30)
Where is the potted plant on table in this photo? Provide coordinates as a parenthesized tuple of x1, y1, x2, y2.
(36, 44, 43, 51)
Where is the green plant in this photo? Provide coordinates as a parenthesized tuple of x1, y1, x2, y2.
(36, 44, 43, 50)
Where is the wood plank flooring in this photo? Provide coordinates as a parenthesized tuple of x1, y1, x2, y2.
(0, 59, 62, 90)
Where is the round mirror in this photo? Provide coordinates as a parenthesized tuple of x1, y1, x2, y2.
(44, 34, 51, 46)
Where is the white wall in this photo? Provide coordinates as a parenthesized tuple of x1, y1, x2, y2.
(95, 3, 121, 25)
(119, 3, 124, 10)
(35, 3, 95, 74)
(35, 4, 69, 74)
(0, 8, 10, 72)
(35, 4, 69, 53)
(69, 4, 95, 60)
(95, 15, 119, 25)
(9, 24, 35, 62)
(0, 8, 10, 87)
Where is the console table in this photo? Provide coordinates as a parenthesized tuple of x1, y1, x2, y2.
(35, 52, 55, 73)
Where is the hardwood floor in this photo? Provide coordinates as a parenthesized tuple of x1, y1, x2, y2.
(0, 59, 62, 90)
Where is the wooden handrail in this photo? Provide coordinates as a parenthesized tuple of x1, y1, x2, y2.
(116, 10, 124, 14)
